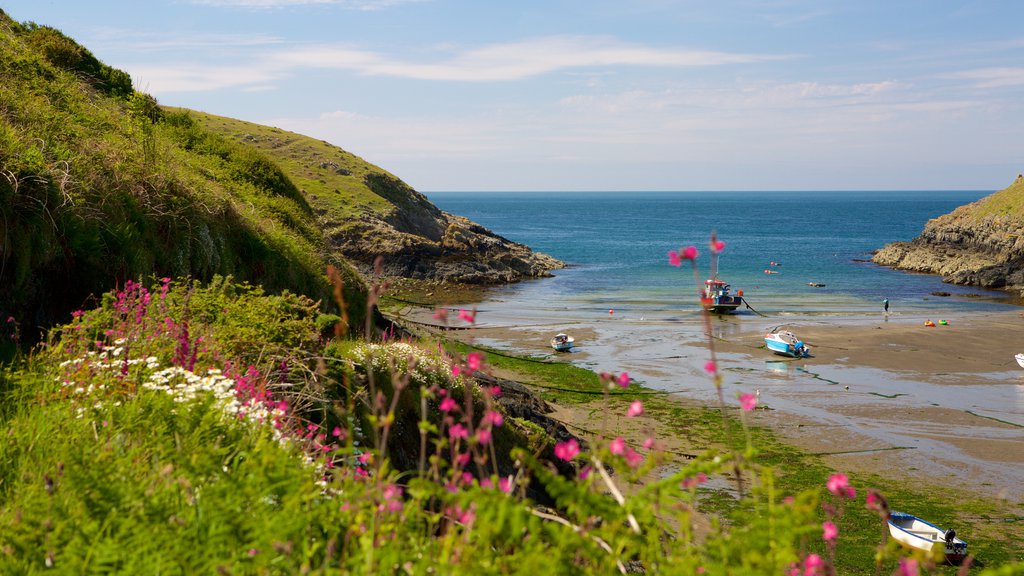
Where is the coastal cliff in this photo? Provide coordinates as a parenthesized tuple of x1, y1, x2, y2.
(0, 12, 561, 334)
(872, 177, 1024, 296)
(190, 111, 563, 284)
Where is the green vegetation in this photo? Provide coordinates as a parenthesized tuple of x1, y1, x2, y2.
(2, 10, 1023, 574)
(972, 177, 1024, 221)
(0, 9, 368, 338)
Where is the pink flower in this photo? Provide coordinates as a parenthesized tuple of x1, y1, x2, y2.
(476, 428, 492, 445)
(432, 308, 448, 321)
(897, 558, 919, 576)
(682, 245, 699, 260)
(484, 410, 504, 427)
(554, 438, 580, 461)
(332, 426, 342, 437)
(467, 351, 484, 371)
(643, 437, 655, 449)
(710, 240, 726, 254)
(822, 521, 838, 542)
(803, 553, 823, 576)
(458, 309, 476, 324)
(668, 250, 683, 267)
(456, 452, 471, 466)
(449, 423, 469, 440)
(826, 473, 856, 499)
(440, 397, 458, 412)
(681, 472, 707, 489)
(627, 400, 644, 417)
(498, 475, 513, 493)
(624, 448, 644, 467)
(704, 361, 717, 375)
(451, 365, 461, 377)
(739, 392, 758, 412)
(609, 437, 626, 455)
(489, 385, 502, 397)
(616, 372, 630, 388)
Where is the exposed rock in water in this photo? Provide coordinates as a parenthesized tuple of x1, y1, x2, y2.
(331, 174, 564, 283)
(872, 176, 1024, 297)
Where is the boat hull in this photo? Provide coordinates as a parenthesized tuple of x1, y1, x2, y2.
(887, 512, 967, 565)
(764, 332, 809, 358)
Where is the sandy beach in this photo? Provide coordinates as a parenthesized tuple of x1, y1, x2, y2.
(397, 301, 1024, 510)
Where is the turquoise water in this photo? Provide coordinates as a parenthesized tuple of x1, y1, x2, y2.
(426, 191, 1018, 316)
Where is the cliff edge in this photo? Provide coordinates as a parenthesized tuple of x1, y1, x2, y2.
(872, 176, 1024, 296)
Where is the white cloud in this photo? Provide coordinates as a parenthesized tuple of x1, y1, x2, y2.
(270, 36, 792, 81)
(126, 64, 281, 93)
(940, 67, 1024, 89)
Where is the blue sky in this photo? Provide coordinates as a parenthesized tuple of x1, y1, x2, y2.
(4, 1, 1024, 191)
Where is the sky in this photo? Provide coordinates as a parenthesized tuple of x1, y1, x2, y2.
(4, 1, 1024, 191)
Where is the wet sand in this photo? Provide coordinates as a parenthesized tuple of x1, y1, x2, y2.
(398, 304, 1024, 508)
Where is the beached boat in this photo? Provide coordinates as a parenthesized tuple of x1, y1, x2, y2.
(551, 333, 574, 352)
(702, 279, 743, 313)
(764, 327, 810, 358)
(887, 511, 967, 565)
(807, 282, 825, 287)
(1016, 353, 1024, 368)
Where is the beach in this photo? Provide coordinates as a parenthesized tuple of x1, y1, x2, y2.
(398, 300, 1024, 510)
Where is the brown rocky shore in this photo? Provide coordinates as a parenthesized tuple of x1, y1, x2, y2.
(872, 176, 1024, 298)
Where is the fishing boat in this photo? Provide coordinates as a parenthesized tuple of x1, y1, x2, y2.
(764, 326, 810, 358)
(1016, 353, 1024, 368)
(887, 511, 967, 565)
(702, 279, 743, 313)
(807, 282, 825, 287)
(551, 333, 574, 352)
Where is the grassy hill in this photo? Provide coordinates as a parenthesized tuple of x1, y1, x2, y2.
(0, 9, 367, 339)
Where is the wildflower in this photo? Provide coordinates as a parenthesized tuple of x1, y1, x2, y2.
(554, 438, 580, 461)
(866, 489, 889, 516)
(498, 475, 513, 493)
(897, 558, 919, 576)
(332, 426, 342, 437)
(681, 472, 707, 489)
(432, 308, 448, 321)
(822, 521, 838, 542)
(704, 361, 717, 375)
(451, 365, 461, 377)
(616, 372, 630, 388)
(802, 553, 823, 575)
(668, 250, 683, 267)
(439, 397, 458, 412)
(456, 452, 471, 466)
(609, 437, 626, 455)
(476, 428, 492, 445)
(489, 385, 502, 397)
(643, 437, 655, 450)
(449, 423, 469, 440)
(627, 400, 644, 417)
(624, 448, 644, 467)
(458, 309, 476, 324)
(710, 240, 726, 254)
(466, 351, 484, 371)
(579, 465, 592, 480)
(739, 392, 758, 412)
(484, 410, 504, 427)
(682, 245, 699, 260)
(826, 473, 856, 499)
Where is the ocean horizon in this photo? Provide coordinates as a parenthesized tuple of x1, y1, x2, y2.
(426, 190, 1018, 319)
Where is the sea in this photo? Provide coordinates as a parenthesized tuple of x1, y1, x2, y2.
(425, 191, 1020, 319)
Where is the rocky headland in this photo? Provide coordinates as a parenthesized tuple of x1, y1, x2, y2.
(872, 176, 1024, 297)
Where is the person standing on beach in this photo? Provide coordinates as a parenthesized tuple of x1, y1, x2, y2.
(883, 298, 889, 314)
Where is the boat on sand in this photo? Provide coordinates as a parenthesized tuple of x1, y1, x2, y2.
(702, 279, 743, 313)
(764, 327, 810, 358)
(887, 511, 967, 565)
(551, 333, 574, 352)
(1016, 353, 1024, 368)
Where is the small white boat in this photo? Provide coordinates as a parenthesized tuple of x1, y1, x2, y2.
(1016, 353, 1024, 368)
(887, 511, 967, 565)
(764, 326, 810, 358)
(551, 333, 574, 352)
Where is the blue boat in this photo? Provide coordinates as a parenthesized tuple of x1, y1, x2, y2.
(764, 327, 810, 358)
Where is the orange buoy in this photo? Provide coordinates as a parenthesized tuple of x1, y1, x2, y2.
(737, 290, 744, 296)
(924, 320, 935, 327)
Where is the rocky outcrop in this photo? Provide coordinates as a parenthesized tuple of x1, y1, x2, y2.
(872, 177, 1024, 296)
(329, 178, 564, 283)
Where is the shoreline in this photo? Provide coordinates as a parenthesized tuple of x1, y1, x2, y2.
(392, 298, 1024, 509)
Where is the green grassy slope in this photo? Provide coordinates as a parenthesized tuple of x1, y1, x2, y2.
(0, 10, 366, 338)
